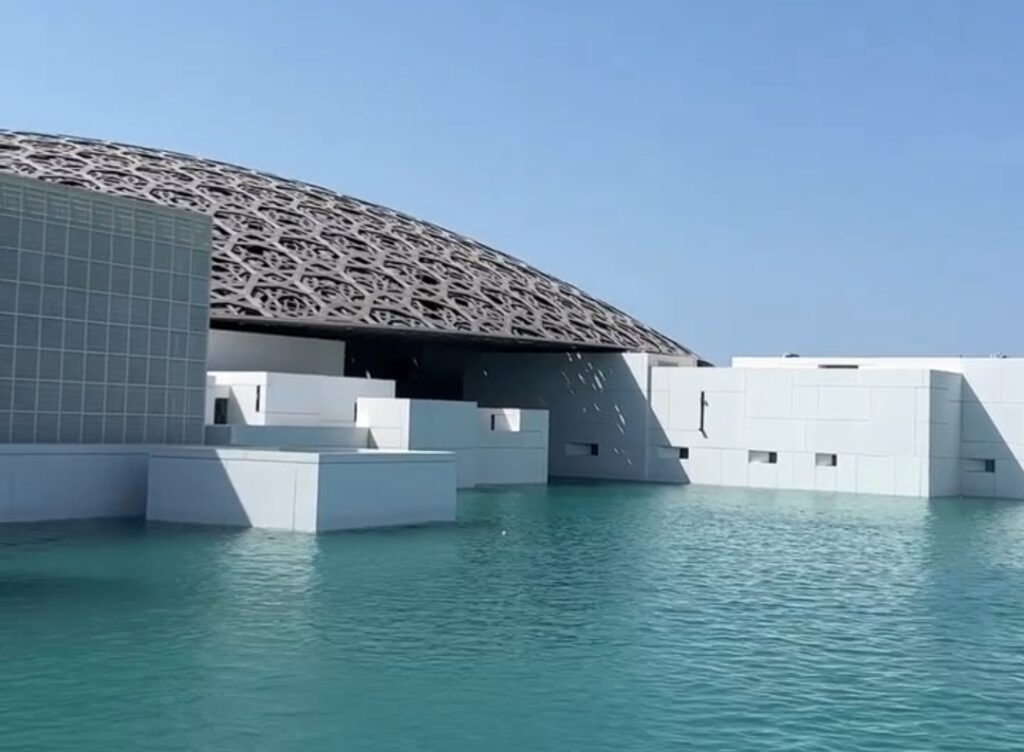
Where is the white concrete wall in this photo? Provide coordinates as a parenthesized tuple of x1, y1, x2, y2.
(207, 372, 267, 425)
(204, 424, 369, 449)
(734, 356, 968, 372)
(928, 371, 962, 497)
(356, 398, 549, 487)
(147, 447, 456, 532)
(357, 399, 477, 487)
(207, 330, 346, 375)
(735, 356, 1024, 499)
(958, 359, 1024, 498)
(263, 373, 394, 426)
(648, 366, 961, 497)
(0, 446, 150, 522)
(477, 408, 550, 485)
(465, 351, 673, 481)
(206, 371, 394, 427)
(316, 452, 457, 531)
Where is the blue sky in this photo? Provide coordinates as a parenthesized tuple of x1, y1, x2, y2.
(2, 1, 1021, 363)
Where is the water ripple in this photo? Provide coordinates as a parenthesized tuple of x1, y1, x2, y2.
(2, 484, 1024, 751)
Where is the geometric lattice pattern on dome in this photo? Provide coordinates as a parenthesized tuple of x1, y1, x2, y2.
(0, 130, 691, 356)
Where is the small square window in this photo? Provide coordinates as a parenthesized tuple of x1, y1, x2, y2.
(565, 441, 600, 457)
(214, 397, 229, 425)
(679, 447, 689, 460)
(984, 459, 996, 473)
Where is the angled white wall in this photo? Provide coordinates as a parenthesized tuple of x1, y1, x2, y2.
(465, 351, 689, 482)
(958, 359, 1024, 498)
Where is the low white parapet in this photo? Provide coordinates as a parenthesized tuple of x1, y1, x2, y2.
(204, 424, 370, 449)
(0, 445, 151, 523)
(207, 371, 395, 427)
(147, 447, 457, 533)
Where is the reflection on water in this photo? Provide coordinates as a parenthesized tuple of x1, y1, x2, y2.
(1, 484, 1023, 751)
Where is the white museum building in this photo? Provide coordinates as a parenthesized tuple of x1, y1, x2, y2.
(1, 133, 1023, 533)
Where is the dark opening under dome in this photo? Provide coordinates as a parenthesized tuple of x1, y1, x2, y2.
(0, 130, 692, 356)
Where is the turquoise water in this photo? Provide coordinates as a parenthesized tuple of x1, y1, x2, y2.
(2, 484, 1024, 751)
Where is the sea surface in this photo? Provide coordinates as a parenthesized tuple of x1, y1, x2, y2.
(2, 483, 1023, 751)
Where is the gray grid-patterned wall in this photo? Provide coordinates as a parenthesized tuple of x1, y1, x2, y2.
(0, 174, 211, 444)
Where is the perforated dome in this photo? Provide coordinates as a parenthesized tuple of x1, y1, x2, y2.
(0, 130, 691, 355)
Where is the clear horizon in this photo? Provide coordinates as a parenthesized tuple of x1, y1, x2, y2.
(3, 0, 1021, 364)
